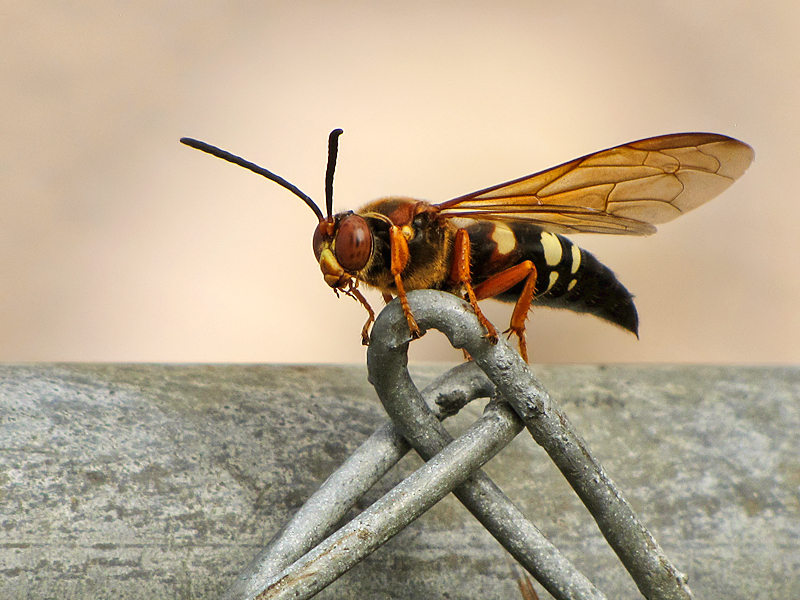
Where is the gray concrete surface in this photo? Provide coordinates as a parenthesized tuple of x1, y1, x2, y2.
(0, 364, 798, 599)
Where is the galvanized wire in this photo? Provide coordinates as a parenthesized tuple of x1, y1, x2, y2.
(222, 289, 692, 600)
(222, 359, 602, 600)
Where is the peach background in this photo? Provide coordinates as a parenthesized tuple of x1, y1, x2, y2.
(2, 1, 797, 363)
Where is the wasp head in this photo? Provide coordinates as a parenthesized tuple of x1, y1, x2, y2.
(312, 212, 374, 288)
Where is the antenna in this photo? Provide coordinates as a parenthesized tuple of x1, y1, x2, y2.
(179, 136, 325, 222)
(325, 129, 344, 219)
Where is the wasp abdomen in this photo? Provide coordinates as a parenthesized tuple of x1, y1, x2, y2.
(466, 221, 638, 335)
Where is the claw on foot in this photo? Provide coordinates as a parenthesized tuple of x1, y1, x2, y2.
(503, 326, 529, 363)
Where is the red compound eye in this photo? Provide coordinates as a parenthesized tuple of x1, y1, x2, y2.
(334, 214, 372, 271)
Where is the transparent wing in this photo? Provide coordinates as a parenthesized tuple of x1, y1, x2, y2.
(436, 133, 754, 235)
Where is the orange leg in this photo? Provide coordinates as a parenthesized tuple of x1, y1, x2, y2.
(342, 280, 375, 345)
(472, 260, 538, 363)
(448, 229, 499, 343)
(389, 225, 421, 339)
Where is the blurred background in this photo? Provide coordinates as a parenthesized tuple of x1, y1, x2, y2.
(2, 1, 796, 363)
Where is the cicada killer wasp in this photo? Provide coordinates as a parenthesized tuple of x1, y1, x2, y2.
(180, 130, 753, 361)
